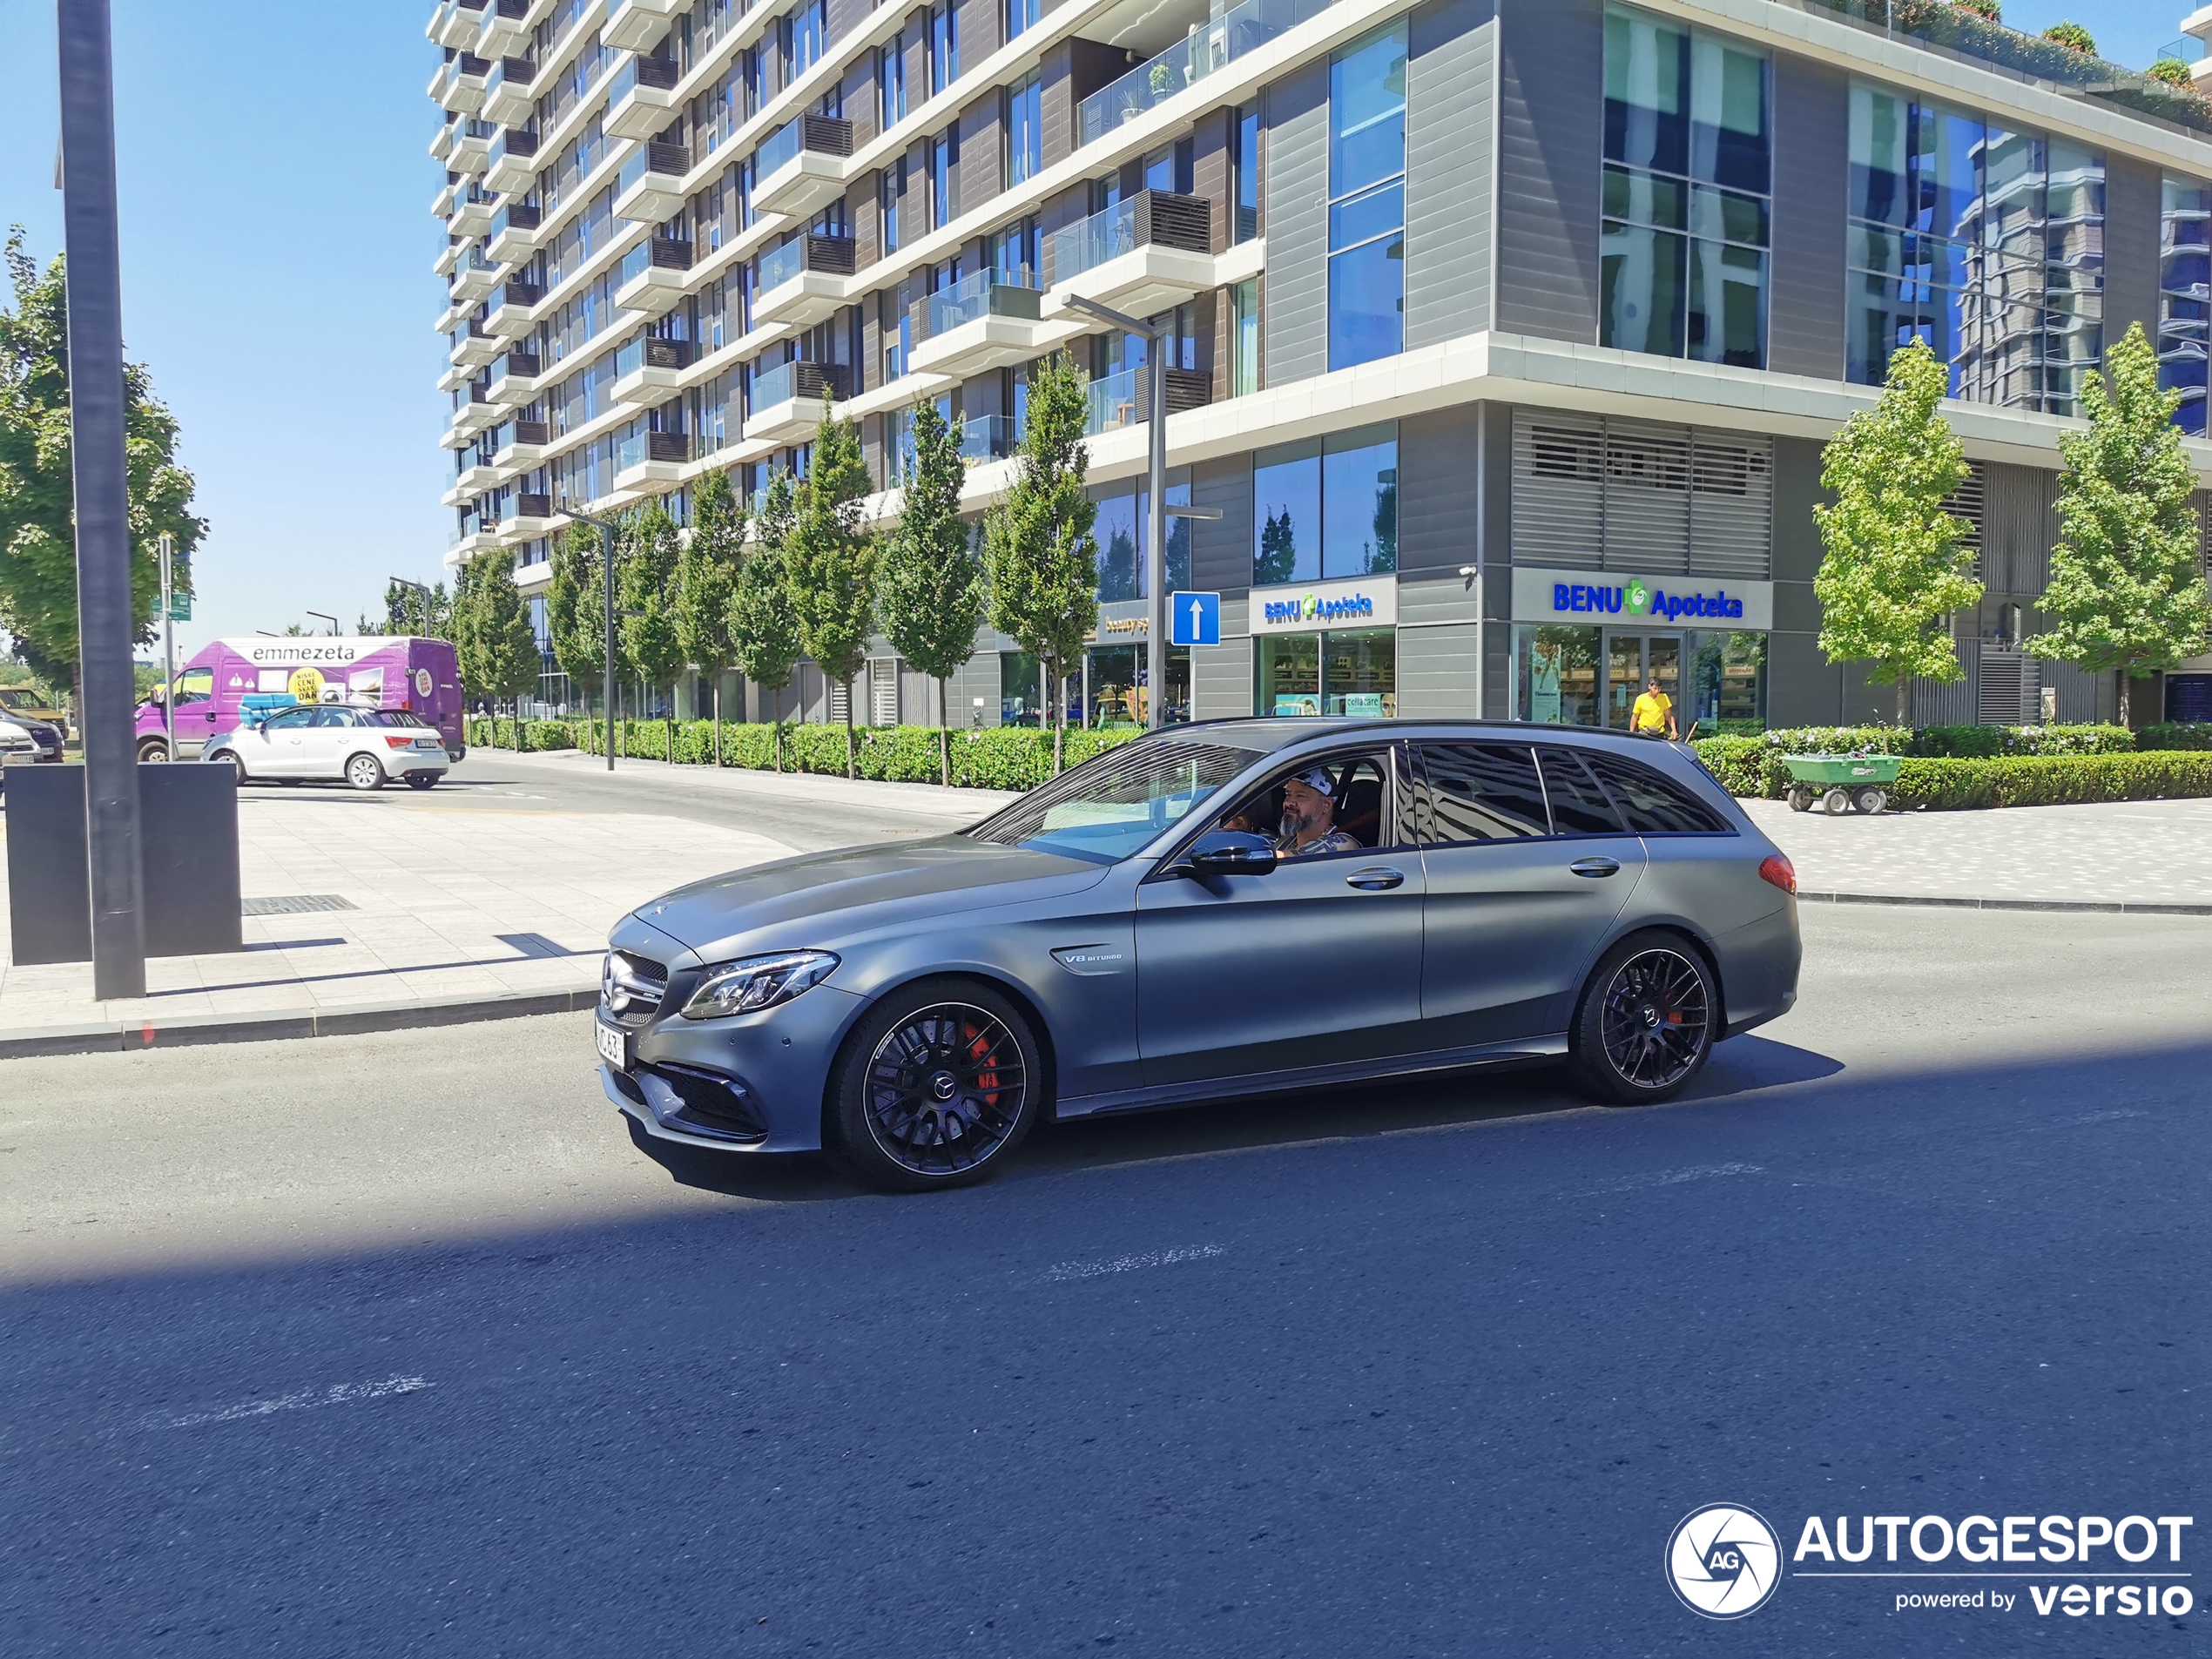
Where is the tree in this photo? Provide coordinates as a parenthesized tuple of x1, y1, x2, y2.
(0, 228, 204, 694)
(982, 353, 1098, 772)
(470, 552, 540, 728)
(1255, 508, 1298, 586)
(1812, 338, 1980, 725)
(621, 502, 688, 763)
(879, 401, 984, 785)
(2028, 323, 2212, 726)
(677, 468, 745, 765)
(2040, 21, 2094, 55)
(549, 521, 610, 752)
(378, 577, 453, 638)
(784, 399, 878, 779)
(728, 469, 803, 772)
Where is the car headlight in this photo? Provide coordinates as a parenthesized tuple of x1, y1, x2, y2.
(679, 950, 839, 1019)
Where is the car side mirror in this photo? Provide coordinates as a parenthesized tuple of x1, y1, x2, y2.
(1186, 829, 1277, 877)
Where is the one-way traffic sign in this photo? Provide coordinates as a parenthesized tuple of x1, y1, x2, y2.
(1170, 590, 1220, 646)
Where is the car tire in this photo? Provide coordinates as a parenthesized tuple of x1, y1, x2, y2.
(406, 773, 437, 790)
(225, 752, 250, 786)
(1565, 931, 1717, 1106)
(824, 976, 1047, 1192)
(345, 752, 386, 792)
(136, 739, 170, 764)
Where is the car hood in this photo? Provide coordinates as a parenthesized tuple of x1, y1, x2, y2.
(631, 835, 1116, 958)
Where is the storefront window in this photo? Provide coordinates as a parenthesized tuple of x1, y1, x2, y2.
(1258, 632, 1321, 717)
(1258, 629, 1397, 717)
(1085, 644, 1143, 728)
(1001, 650, 1044, 725)
(1519, 626, 1602, 725)
(1514, 624, 1764, 731)
(1687, 631, 1765, 728)
(1253, 426, 1397, 584)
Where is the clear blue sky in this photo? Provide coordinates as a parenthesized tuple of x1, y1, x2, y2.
(0, 0, 2185, 658)
(0, 0, 449, 659)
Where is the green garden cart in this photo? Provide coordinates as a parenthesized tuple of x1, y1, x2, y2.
(1782, 753, 1901, 816)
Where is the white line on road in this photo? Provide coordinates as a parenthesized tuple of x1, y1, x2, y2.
(152, 1375, 434, 1430)
(1040, 1245, 1225, 1284)
(1594, 1163, 1765, 1194)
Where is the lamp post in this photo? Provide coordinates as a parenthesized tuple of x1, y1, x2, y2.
(561, 505, 624, 772)
(158, 532, 176, 762)
(386, 575, 434, 635)
(305, 610, 339, 636)
(1056, 294, 1219, 730)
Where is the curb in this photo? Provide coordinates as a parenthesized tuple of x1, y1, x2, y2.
(1797, 891, 2212, 917)
(0, 984, 598, 1061)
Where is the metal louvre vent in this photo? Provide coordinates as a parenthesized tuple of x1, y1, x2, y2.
(1511, 412, 1771, 581)
(1946, 463, 1986, 578)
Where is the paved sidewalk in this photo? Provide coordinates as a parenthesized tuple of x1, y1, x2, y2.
(1746, 795, 2212, 907)
(482, 744, 1020, 818)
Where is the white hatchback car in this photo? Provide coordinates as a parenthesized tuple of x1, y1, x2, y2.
(207, 706, 452, 791)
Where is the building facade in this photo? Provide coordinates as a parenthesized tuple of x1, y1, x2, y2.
(428, 0, 2212, 732)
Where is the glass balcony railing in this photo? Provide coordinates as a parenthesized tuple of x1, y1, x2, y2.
(1078, 0, 1338, 147)
(759, 237, 804, 291)
(618, 240, 651, 285)
(617, 429, 689, 470)
(609, 52, 680, 106)
(927, 267, 1040, 336)
(751, 359, 800, 408)
(617, 140, 689, 198)
(1051, 199, 1138, 286)
(1084, 367, 1141, 435)
(958, 413, 1018, 463)
(755, 118, 802, 178)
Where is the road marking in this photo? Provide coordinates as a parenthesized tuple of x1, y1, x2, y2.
(1040, 1245, 1225, 1284)
(152, 1375, 434, 1430)
(1595, 1163, 1764, 1194)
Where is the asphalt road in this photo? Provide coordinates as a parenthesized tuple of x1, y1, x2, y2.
(1, 906, 2203, 1657)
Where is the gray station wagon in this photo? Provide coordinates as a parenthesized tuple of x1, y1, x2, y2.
(597, 720, 1802, 1191)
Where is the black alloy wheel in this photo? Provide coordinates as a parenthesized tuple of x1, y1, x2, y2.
(1568, 934, 1716, 1105)
(827, 979, 1044, 1191)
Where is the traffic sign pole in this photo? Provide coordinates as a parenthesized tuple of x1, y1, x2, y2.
(158, 530, 175, 761)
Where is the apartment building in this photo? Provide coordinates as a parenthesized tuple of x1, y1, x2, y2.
(430, 0, 2212, 732)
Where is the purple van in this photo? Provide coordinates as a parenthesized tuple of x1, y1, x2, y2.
(137, 637, 465, 763)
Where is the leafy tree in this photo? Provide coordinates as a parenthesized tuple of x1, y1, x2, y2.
(784, 400, 878, 779)
(2040, 21, 2094, 55)
(471, 552, 540, 726)
(1813, 338, 1980, 725)
(1256, 509, 1298, 586)
(878, 400, 984, 785)
(2028, 323, 2212, 726)
(982, 353, 1097, 772)
(676, 468, 745, 765)
(2148, 58, 2194, 90)
(0, 228, 204, 694)
(549, 520, 611, 752)
(728, 470, 803, 772)
(622, 502, 688, 762)
(377, 577, 453, 638)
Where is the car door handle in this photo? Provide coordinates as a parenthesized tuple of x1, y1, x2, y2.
(1345, 867, 1406, 891)
(1570, 857, 1622, 878)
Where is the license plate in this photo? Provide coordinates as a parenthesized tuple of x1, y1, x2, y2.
(594, 1019, 630, 1070)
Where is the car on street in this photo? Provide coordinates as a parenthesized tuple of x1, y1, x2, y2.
(204, 705, 452, 790)
(597, 720, 1802, 1192)
(0, 715, 65, 763)
(0, 685, 71, 737)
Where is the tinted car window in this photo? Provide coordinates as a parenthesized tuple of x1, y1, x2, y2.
(1581, 750, 1732, 833)
(263, 709, 313, 730)
(1535, 748, 1624, 834)
(364, 710, 424, 727)
(1415, 743, 1548, 842)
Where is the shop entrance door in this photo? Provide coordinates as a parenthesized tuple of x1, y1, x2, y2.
(1603, 633, 1683, 731)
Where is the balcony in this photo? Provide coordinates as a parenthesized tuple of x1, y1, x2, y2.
(1083, 363, 1211, 436)
(486, 279, 543, 338)
(432, 52, 490, 115)
(752, 115, 852, 219)
(612, 334, 696, 402)
(452, 382, 502, 441)
(1048, 191, 1213, 318)
(614, 428, 690, 489)
(745, 360, 846, 444)
(481, 55, 537, 127)
(614, 234, 693, 315)
(448, 248, 502, 304)
(483, 126, 540, 194)
(474, 0, 532, 57)
(431, 0, 489, 51)
(454, 458, 500, 496)
(604, 0, 683, 52)
(487, 350, 543, 407)
(957, 413, 1019, 465)
(445, 115, 497, 173)
(448, 319, 501, 369)
(493, 420, 550, 466)
(448, 184, 499, 237)
(1078, 0, 1337, 148)
(498, 492, 556, 536)
(488, 199, 542, 262)
(606, 54, 682, 141)
(753, 233, 856, 328)
(908, 269, 1049, 377)
(613, 138, 690, 223)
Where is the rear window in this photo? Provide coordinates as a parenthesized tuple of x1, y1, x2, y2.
(1535, 748, 1624, 835)
(362, 711, 425, 727)
(1581, 751, 1732, 834)
(1415, 743, 1548, 842)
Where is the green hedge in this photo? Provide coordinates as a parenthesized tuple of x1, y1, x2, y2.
(1886, 752, 2212, 811)
(462, 715, 1140, 790)
(2140, 722, 2212, 752)
(1692, 723, 2141, 799)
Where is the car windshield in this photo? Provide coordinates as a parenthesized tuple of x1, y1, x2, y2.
(964, 737, 1263, 863)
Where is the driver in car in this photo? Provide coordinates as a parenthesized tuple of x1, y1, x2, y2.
(1275, 769, 1361, 859)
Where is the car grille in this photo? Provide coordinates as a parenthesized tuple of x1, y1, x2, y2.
(602, 949, 667, 1026)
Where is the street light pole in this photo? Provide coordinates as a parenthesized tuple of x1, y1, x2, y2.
(158, 532, 176, 762)
(58, 0, 144, 1000)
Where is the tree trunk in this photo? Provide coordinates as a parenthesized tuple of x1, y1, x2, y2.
(712, 679, 722, 768)
(1894, 673, 1909, 729)
(666, 694, 674, 765)
(772, 717, 782, 774)
(1051, 652, 1064, 775)
(938, 675, 950, 788)
(843, 691, 856, 780)
(2118, 670, 2131, 730)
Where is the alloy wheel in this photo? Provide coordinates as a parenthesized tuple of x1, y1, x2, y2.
(862, 1002, 1028, 1177)
(1598, 948, 1710, 1091)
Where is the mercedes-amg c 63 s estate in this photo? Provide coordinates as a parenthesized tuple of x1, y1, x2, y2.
(597, 720, 1801, 1191)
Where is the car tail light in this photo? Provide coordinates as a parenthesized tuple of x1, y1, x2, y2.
(1758, 853, 1797, 894)
(384, 735, 414, 750)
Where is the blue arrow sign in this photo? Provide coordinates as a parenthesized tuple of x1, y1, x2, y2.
(1170, 590, 1220, 647)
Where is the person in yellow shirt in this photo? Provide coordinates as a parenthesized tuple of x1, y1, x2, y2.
(1629, 677, 1677, 741)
